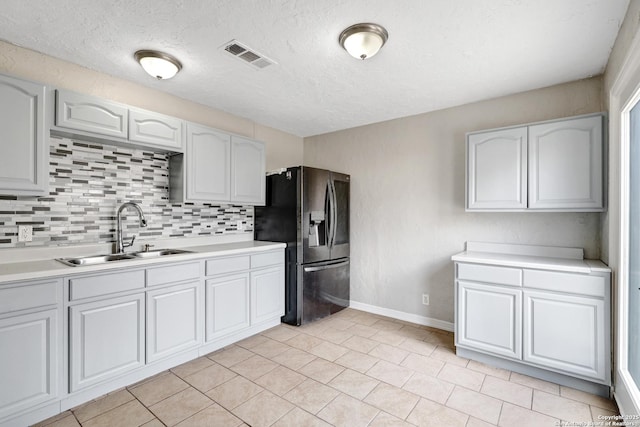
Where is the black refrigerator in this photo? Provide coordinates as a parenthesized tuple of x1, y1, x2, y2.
(254, 166, 350, 325)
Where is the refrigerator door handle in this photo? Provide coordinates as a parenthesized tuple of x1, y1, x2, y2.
(328, 178, 338, 249)
(326, 179, 333, 248)
(303, 259, 350, 273)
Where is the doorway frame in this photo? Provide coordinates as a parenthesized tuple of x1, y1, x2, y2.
(611, 28, 640, 416)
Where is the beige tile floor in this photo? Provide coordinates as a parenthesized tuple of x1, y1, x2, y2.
(35, 308, 619, 427)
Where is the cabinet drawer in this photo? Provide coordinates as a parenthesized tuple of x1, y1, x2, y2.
(146, 262, 200, 287)
(523, 269, 605, 297)
(251, 251, 283, 269)
(69, 270, 145, 301)
(0, 279, 60, 314)
(206, 256, 250, 276)
(457, 263, 522, 287)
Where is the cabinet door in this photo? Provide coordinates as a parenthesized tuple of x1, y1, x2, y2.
(231, 136, 265, 205)
(251, 266, 285, 325)
(456, 281, 522, 360)
(467, 127, 527, 210)
(147, 281, 201, 363)
(0, 309, 58, 419)
(129, 108, 184, 151)
(528, 115, 603, 210)
(56, 90, 128, 139)
(205, 273, 250, 342)
(69, 294, 144, 392)
(523, 290, 606, 381)
(186, 123, 231, 202)
(0, 74, 47, 196)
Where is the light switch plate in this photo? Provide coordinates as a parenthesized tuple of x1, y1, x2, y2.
(18, 225, 33, 242)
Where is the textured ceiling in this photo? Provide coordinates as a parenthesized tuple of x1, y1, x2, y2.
(0, 0, 630, 137)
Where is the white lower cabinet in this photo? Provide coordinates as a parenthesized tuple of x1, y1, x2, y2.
(453, 247, 610, 388)
(457, 281, 521, 360)
(204, 250, 285, 340)
(0, 278, 61, 422)
(3, 246, 285, 425)
(147, 280, 202, 363)
(251, 266, 285, 324)
(205, 273, 250, 341)
(0, 309, 58, 419)
(523, 290, 606, 381)
(69, 293, 145, 392)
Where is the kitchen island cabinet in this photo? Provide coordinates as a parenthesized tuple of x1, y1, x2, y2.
(0, 73, 48, 196)
(452, 242, 611, 396)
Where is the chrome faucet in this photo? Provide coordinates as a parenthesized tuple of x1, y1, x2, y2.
(116, 202, 147, 253)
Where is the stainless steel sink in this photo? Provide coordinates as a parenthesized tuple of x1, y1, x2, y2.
(56, 253, 136, 266)
(131, 249, 193, 258)
(56, 249, 193, 266)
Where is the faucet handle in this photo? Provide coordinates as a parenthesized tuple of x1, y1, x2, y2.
(123, 236, 135, 248)
(143, 243, 155, 252)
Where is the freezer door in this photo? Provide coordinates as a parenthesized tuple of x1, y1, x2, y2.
(329, 171, 350, 260)
(302, 167, 332, 263)
(254, 169, 299, 245)
(300, 258, 350, 324)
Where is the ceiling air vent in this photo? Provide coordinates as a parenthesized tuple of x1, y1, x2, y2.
(221, 40, 276, 70)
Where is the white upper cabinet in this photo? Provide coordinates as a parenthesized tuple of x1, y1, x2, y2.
(54, 89, 185, 153)
(0, 74, 48, 196)
(185, 123, 231, 202)
(466, 113, 605, 212)
(231, 136, 266, 205)
(128, 108, 184, 151)
(56, 90, 128, 139)
(170, 123, 266, 205)
(467, 127, 527, 210)
(528, 115, 603, 210)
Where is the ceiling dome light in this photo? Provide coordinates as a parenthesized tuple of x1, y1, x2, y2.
(134, 50, 182, 80)
(339, 23, 388, 60)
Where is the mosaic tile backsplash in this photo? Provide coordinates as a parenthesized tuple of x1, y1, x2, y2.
(0, 137, 253, 248)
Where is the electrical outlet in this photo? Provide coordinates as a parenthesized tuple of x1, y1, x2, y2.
(422, 293, 430, 305)
(237, 220, 244, 231)
(18, 225, 33, 242)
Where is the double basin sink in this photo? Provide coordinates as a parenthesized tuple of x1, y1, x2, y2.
(56, 249, 193, 267)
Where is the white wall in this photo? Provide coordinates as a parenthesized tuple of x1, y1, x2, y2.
(305, 78, 604, 323)
(0, 40, 303, 171)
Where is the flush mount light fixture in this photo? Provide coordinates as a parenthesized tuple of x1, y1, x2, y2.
(134, 50, 182, 80)
(339, 23, 388, 60)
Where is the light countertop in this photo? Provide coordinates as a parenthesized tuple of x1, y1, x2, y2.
(451, 242, 610, 274)
(0, 240, 285, 284)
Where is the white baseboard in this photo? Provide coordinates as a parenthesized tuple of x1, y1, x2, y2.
(349, 301, 454, 332)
